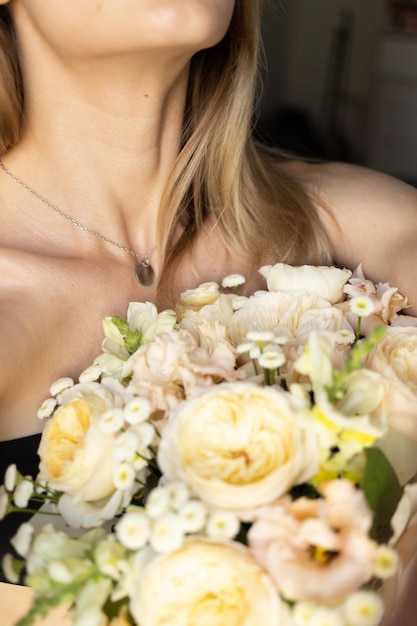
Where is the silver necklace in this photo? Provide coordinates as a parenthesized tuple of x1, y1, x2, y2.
(0, 160, 156, 286)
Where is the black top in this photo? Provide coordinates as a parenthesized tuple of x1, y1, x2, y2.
(0, 434, 42, 583)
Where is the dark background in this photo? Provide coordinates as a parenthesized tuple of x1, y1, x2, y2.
(257, 0, 417, 186)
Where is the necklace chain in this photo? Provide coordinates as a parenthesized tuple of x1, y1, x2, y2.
(0, 160, 156, 266)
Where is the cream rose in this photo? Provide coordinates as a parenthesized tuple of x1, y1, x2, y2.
(228, 291, 352, 347)
(259, 263, 352, 304)
(158, 382, 319, 515)
(37, 380, 138, 527)
(248, 479, 378, 602)
(129, 539, 289, 626)
(366, 326, 417, 442)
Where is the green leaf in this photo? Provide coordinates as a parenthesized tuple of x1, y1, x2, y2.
(360, 447, 403, 543)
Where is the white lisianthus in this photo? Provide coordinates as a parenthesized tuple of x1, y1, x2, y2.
(294, 330, 336, 388)
(158, 382, 319, 516)
(260, 263, 352, 304)
(140, 308, 177, 345)
(129, 540, 288, 626)
(116, 511, 151, 551)
(150, 513, 185, 553)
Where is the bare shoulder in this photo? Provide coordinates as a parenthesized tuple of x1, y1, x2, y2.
(283, 160, 417, 312)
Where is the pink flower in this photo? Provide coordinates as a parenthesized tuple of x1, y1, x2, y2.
(248, 480, 377, 602)
(343, 264, 410, 335)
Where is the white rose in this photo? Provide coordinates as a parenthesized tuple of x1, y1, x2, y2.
(129, 539, 290, 626)
(260, 263, 352, 304)
(158, 382, 319, 515)
(228, 290, 352, 346)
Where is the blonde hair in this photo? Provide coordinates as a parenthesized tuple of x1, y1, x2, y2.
(0, 2, 331, 304)
(157, 0, 332, 301)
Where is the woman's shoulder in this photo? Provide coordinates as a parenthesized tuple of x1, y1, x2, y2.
(284, 160, 417, 312)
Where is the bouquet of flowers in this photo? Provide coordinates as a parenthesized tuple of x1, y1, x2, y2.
(2, 262, 417, 626)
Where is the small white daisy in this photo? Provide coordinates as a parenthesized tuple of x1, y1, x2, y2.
(246, 330, 275, 343)
(37, 397, 57, 420)
(236, 341, 256, 355)
(78, 364, 102, 384)
(124, 397, 152, 425)
(49, 377, 74, 397)
(116, 511, 151, 551)
(114, 431, 140, 463)
(349, 296, 376, 318)
(4, 464, 17, 492)
(100, 408, 125, 434)
(335, 328, 356, 345)
(221, 274, 246, 289)
(145, 487, 170, 519)
(309, 606, 344, 626)
(374, 544, 398, 579)
(165, 482, 190, 511)
(13, 479, 34, 508)
(292, 601, 318, 626)
(342, 590, 384, 626)
(205, 511, 240, 539)
(258, 350, 286, 370)
(150, 513, 185, 553)
(113, 463, 136, 490)
(132, 421, 155, 450)
(178, 500, 207, 533)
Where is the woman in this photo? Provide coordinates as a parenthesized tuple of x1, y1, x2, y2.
(0, 0, 416, 613)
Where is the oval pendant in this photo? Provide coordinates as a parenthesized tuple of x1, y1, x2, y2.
(135, 262, 155, 286)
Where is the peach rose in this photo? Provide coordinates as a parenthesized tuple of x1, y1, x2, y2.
(158, 382, 318, 515)
(248, 479, 378, 602)
(129, 539, 290, 626)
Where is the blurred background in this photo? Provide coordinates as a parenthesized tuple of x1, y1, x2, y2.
(257, 0, 417, 186)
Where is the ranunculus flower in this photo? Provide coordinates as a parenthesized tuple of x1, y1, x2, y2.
(158, 382, 319, 515)
(248, 479, 378, 602)
(228, 291, 352, 347)
(366, 326, 417, 442)
(260, 263, 352, 304)
(129, 539, 290, 626)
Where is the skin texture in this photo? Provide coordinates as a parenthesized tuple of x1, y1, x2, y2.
(0, 0, 416, 441)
